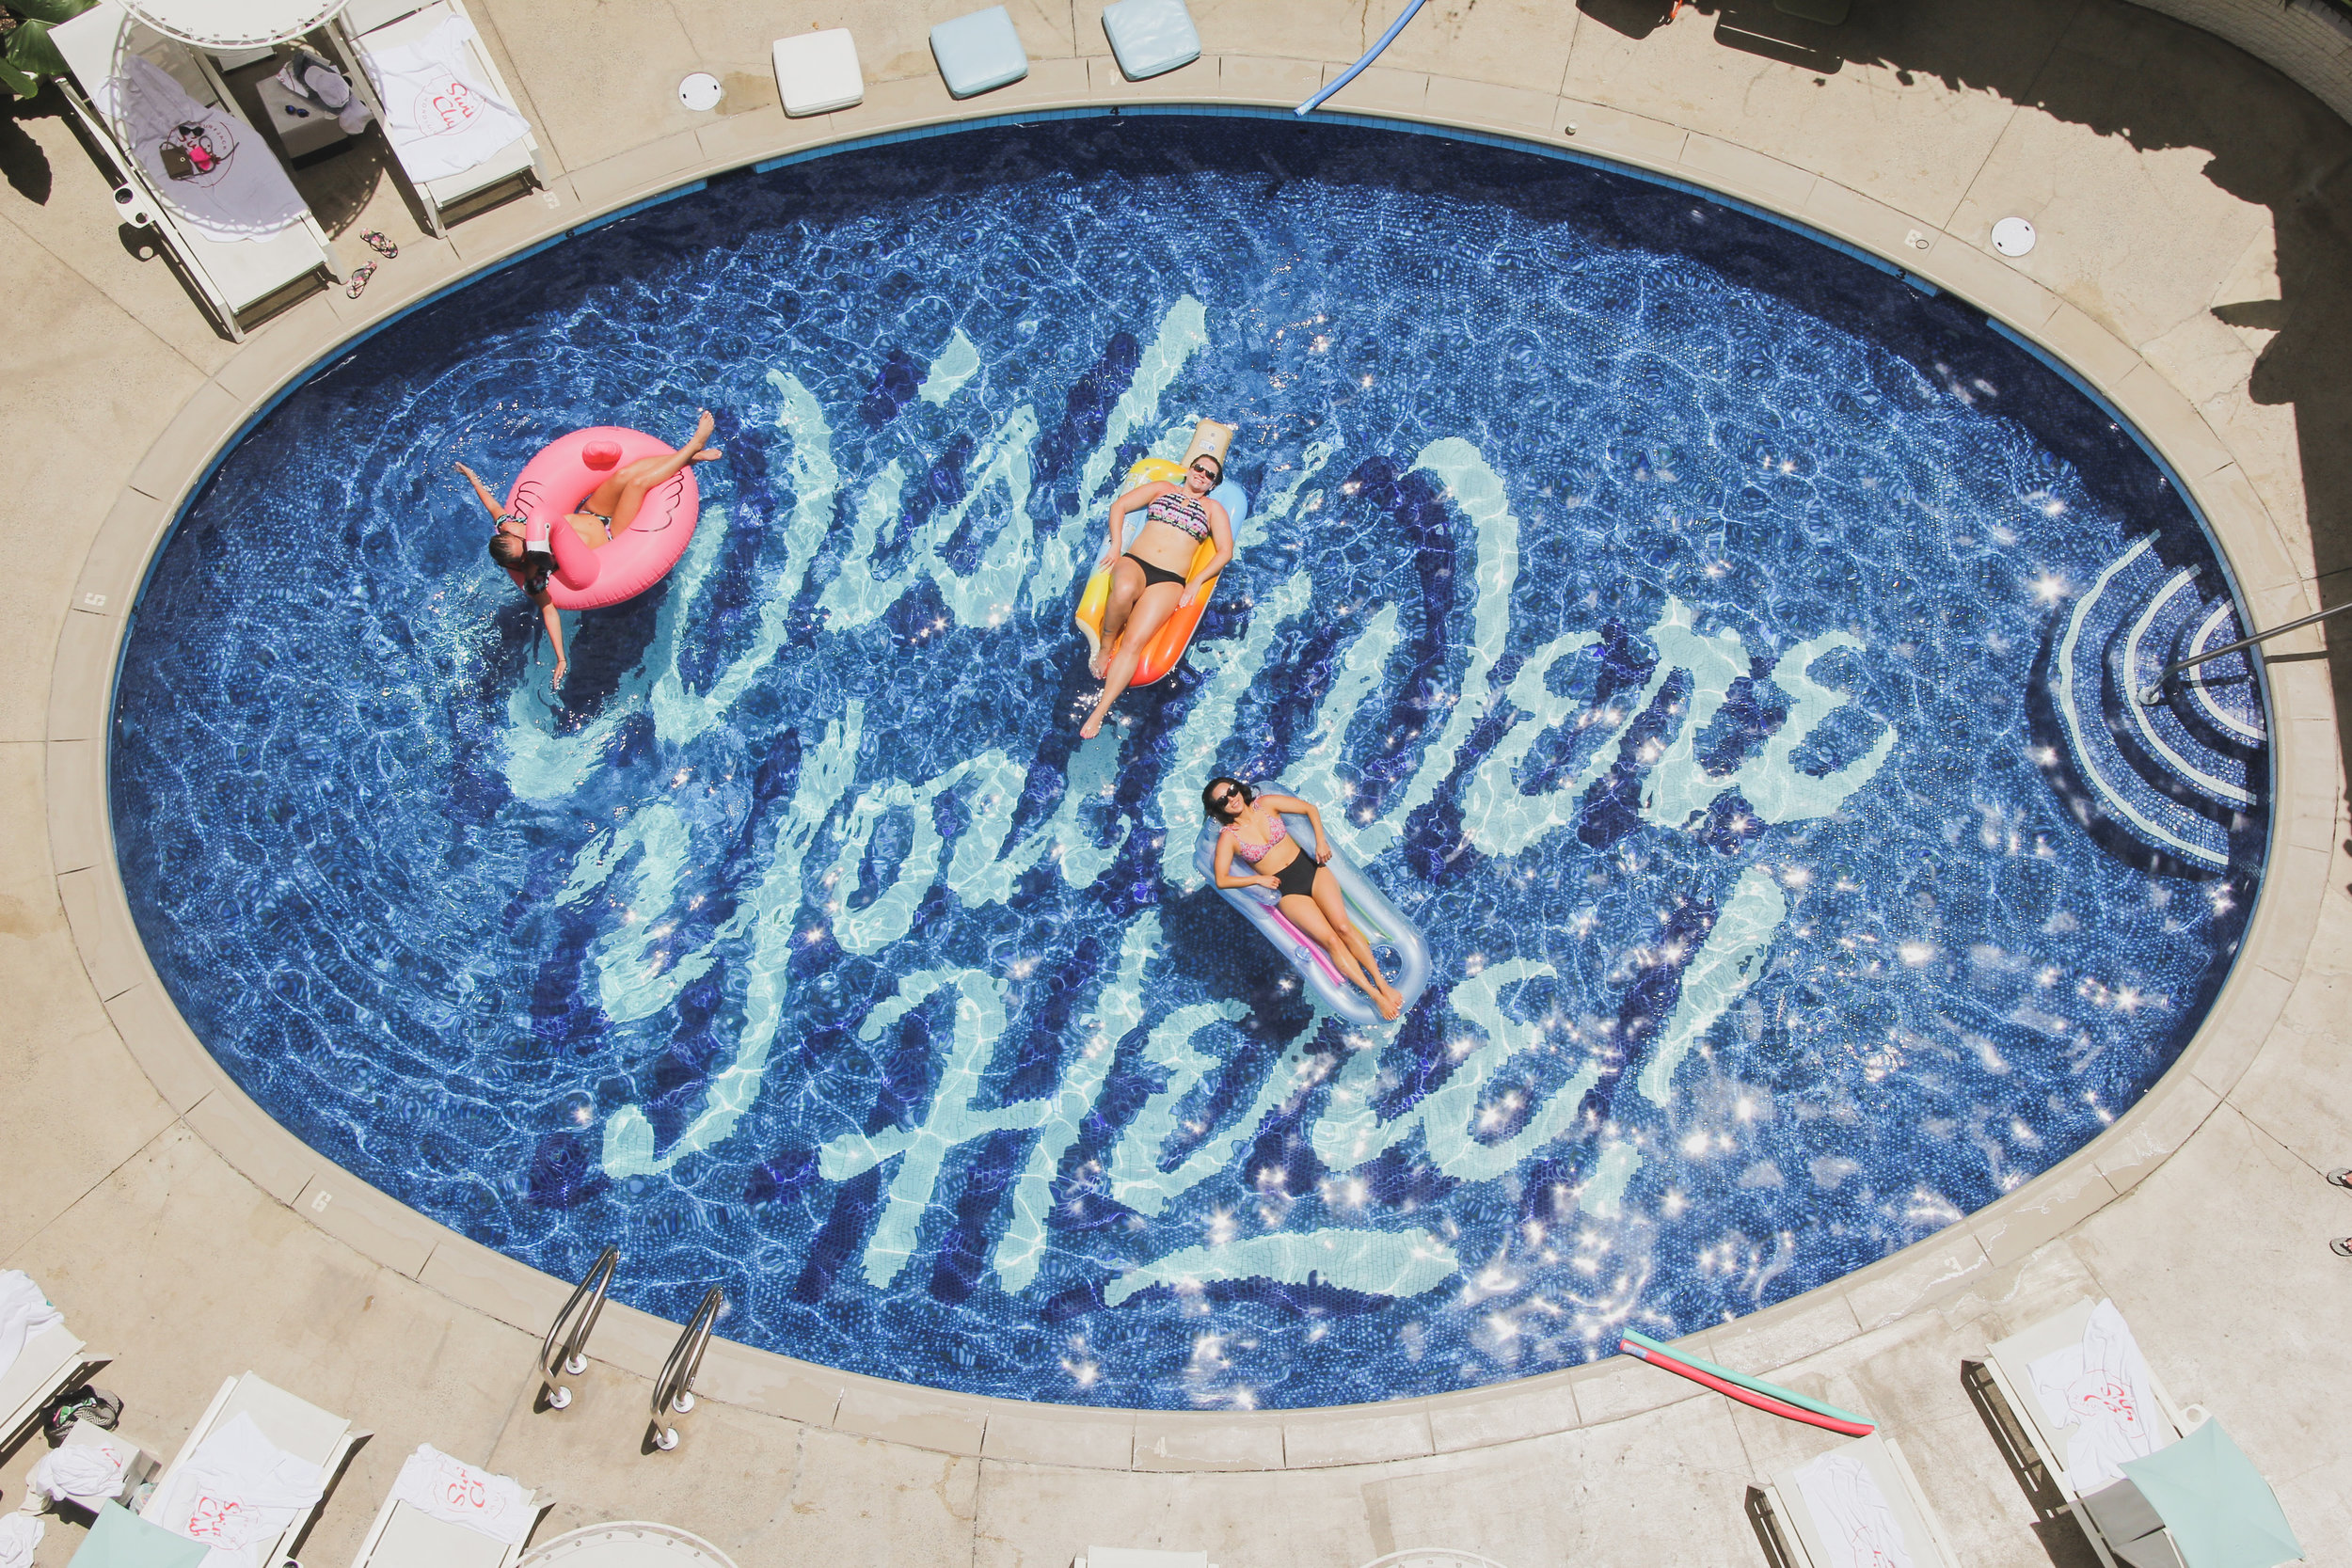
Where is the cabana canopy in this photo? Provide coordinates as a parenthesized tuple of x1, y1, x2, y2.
(121, 0, 345, 48)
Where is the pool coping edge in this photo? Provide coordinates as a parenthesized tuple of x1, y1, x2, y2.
(42, 62, 2337, 1470)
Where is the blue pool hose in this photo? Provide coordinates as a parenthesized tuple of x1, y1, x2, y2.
(1295, 0, 1431, 117)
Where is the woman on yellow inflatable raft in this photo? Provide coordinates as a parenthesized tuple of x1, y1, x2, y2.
(1075, 420, 1245, 738)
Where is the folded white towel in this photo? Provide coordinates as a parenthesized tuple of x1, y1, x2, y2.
(364, 15, 530, 182)
(27, 1436, 133, 1510)
(0, 1272, 62, 1382)
(146, 1411, 324, 1568)
(389, 1444, 532, 1544)
(0, 1515, 41, 1568)
(94, 55, 308, 241)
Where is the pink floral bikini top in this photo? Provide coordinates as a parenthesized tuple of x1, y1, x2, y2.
(1224, 812, 1289, 863)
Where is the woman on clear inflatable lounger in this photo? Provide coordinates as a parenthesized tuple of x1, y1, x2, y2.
(1204, 777, 1405, 1021)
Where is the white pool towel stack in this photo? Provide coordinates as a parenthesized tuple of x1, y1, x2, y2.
(2027, 1297, 2167, 1495)
(26, 1435, 134, 1511)
(146, 1412, 325, 1568)
(0, 1271, 62, 1380)
(389, 1444, 532, 1544)
(1791, 1449, 1914, 1568)
(93, 56, 309, 240)
(365, 16, 530, 182)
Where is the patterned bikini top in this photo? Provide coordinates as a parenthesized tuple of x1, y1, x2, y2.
(1145, 485, 1214, 543)
(1225, 812, 1289, 863)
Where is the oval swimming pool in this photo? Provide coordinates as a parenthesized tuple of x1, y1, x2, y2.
(111, 116, 2267, 1410)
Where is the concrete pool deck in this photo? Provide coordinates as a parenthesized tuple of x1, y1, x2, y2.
(7, 1, 2352, 1563)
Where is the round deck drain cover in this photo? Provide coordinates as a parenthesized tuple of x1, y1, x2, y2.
(1991, 216, 2037, 256)
(523, 1523, 739, 1568)
(678, 72, 724, 112)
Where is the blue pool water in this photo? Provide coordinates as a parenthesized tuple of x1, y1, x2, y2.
(112, 118, 2267, 1410)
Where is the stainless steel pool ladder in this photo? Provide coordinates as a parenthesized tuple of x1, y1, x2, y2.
(2137, 601, 2352, 705)
(648, 1287, 724, 1452)
(537, 1245, 618, 1410)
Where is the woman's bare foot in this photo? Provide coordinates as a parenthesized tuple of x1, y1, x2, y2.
(1373, 988, 1402, 1022)
(691, 448, 723, 462)
(1089, 636, 1119, 681)
(1079, 711, 1105, 739)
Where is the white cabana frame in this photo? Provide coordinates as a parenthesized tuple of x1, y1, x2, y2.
(50, 0, 343, 341)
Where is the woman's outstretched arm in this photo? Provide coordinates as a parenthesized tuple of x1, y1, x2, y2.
(454, 462, 507, 522)
(535, 595, 568, 692)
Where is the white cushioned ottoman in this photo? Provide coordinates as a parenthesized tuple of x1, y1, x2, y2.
(1103, 0, 1200, 80)
(930, 6, 1029, 99)
(772, 28, 863, 117)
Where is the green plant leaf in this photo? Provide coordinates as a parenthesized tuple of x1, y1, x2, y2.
(5, 17, 70, 80)
(0, 53, 40, 100)
(8, 0, 98, 25)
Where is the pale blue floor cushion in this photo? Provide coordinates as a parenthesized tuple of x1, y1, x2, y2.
(1103, 0, 1201, 80)
(930, 6, 1029, 98)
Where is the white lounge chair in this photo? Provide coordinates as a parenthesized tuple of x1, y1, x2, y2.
(1977, 1297, 2207, 1568)
(47, 0, 342, 341)
(346, 1445, 548, 1568)
(0, 1273, 111, 1458)
(1756, 1433, 1961, 1568)
(326, 0, 544, 236)
(143, 1371, 368, 1568)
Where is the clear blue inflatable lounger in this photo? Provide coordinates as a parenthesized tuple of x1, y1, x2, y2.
(1191, 782, 1432, 1026)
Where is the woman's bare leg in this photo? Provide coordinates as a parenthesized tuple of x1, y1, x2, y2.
(1094, 558, 1147, 678)
(583, 409, 723, 529)
(1280, 892, 1399, 1021)
(1081, 581, 1181, 738)
(1311, 868, 1400, 1007)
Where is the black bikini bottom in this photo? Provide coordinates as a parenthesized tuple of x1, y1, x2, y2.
(1268, 851, 1320, 900)
(1124, 552, 1186, 590)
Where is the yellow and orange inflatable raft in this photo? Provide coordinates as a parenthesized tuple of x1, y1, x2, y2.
(1073, 420, 1249, 688)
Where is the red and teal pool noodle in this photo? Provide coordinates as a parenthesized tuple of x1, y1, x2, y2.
(1619, 1339, 1875, 1436)
(1621, 1326, 1873, 1428)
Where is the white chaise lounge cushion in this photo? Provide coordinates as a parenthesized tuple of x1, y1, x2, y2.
(930, 6, 1028, 99)
(1102, 0, 1201, 80)
(773, 28, 863, 118)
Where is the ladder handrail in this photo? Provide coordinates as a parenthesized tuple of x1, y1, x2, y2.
(2137, 601, 2351, 705)
(536, 1246, 617, 1410)
(648, 1286, 724, 1451)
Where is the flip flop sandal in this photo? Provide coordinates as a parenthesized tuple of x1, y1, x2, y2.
(2329, 1168, 2352, 1189)
(2334, 1238, 2352, 1258)
(345, 261, 376, 298)
(359, 230, 398, 259)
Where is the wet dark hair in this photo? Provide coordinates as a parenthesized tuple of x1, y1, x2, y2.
(1201, 776, 1251, 821)
(1190, 453, 1224, 483)
(487, 531, 526, 567)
